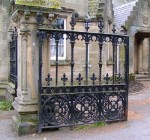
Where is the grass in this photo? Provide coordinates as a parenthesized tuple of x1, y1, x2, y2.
(75, 125, 88, 130)
(0, 100, 12, 111)
(92, 122, 106, 127)
(75, 122, 107, 131)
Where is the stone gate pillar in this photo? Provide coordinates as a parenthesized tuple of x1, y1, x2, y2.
(10, 1, 60, 135)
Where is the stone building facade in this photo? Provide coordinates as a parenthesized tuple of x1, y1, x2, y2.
(114, 0, 150, 75)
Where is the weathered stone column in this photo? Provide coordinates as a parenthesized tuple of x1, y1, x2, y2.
(18, 30, 29, 100)
(12, 28, 38, 135)
(142, 38, 149, 73)
(138, 38, 143, 73)
(10, 0, 61, 135)
(129, 35, 135, 74)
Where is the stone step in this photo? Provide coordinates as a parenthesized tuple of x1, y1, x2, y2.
(136, 79, 150, 81)
(135, 74, 150, 81)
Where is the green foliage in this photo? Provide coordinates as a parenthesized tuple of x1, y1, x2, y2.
(92, 122, 106, 127)
(15, 0, 61, 9)
(75, 122, 106, 131)
(0, 100, 12, 111)
(76, 125, 88, 130)
(129, 73, 136, 81)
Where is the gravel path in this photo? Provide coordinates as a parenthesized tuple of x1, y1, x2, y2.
(1, 81, 150, 140)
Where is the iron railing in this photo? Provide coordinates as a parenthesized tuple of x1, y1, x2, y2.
(37, 13, 129, 132)
(9, 27, 18, 92)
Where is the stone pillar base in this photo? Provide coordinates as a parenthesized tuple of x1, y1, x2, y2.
(12, 97, 38, 136)
(0, 82, 16, 101)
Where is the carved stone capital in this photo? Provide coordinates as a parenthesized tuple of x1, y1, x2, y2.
(20, 28, 30, 41)
(24, 10, 31, 20)
(142, 15, 149, 25)
(12, 11, 21, 23)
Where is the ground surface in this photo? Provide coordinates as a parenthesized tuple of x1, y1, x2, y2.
(0, 81, 150, 140)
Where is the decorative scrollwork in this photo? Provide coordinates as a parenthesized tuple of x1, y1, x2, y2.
(81, 34, 93, 43)
(101, 93, 125, 120)
(73, 94, 99, 123)
(42, 96, 70, 126)
(66, 32, 79, 41)
(50, 32, 64, 41)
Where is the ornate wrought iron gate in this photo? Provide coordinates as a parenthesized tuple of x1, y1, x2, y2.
(37, 15, 129, 132)
(9, 27, 18, 92)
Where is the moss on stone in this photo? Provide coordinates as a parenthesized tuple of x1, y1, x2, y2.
(0, 89, 5, 95)
(15, 0, 61, 9)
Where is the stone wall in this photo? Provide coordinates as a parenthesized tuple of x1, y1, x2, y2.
(0, 4, 15, 101)
(58, 0, 88, 17)
(0, 5, 9, 82)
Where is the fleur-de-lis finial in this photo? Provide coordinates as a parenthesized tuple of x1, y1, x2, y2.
(70, 12, 79, 30)
(90, 73, 97, 85)
(117, 73, 122, 83)
(76, 73, 83, 85)
(36, 11, 44, 27)
(45, 73, 52, 86)
(61, 73, 68, 86)
(98, 16, 104, 33)
(112, 24, 116, 34)
(85, 19, 90, 32)
(104, 73, 110, 84)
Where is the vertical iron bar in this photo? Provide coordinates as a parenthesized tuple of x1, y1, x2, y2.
(69, 13, 78, 126)
(99, 42, 103, 84)
(70, 41, 75, 85)
(113, 44, 115, 84)
(113, 43, 118, 84)
(98, 17, 104, 84)
(85, 42, 89, 84)
(15, 27, 18, 95)
(112, 25, 117, 84)
(112, 37, 117, 84)
(99, 93, 102, 120)
(38, 38, 42, 134)
(39, 38, 43, 87)
(38, 80, 42, 133)
(85, 20, 90, 85)
(55, 39, 59, 86)
(70, 94, 74, 128)
(70, 13, 77, 85)
(124, 37, 129, 121)
(37, 31, 46, 133)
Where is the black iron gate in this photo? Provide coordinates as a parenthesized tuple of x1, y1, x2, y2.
(37, 15, 129, 132)
(9, 27, 18, 92)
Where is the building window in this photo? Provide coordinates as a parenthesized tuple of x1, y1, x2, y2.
(107, 21, 112, 61)
(50, 18, 66, 60)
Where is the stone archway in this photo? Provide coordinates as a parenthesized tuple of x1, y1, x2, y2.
(115, 0, 150, 74)
(134, 32, 150, 74)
